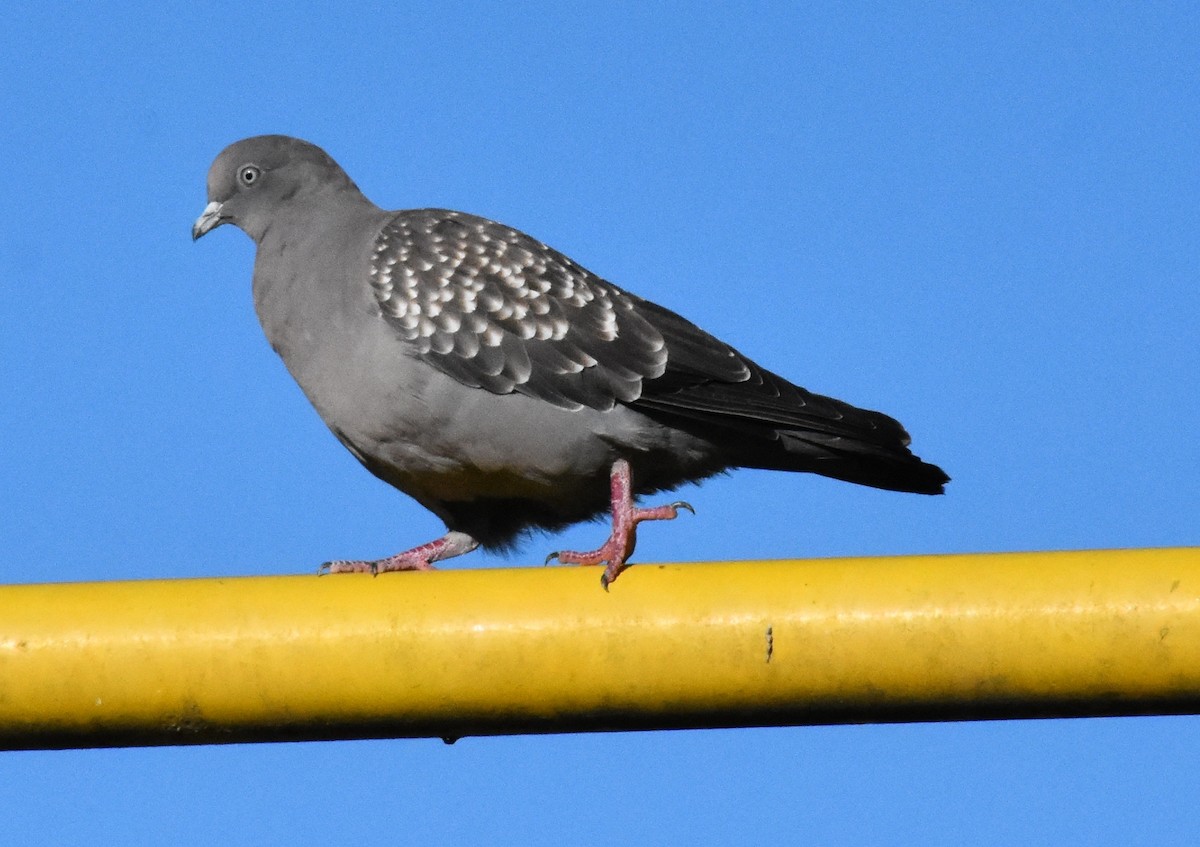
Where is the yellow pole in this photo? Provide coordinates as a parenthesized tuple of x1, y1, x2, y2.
(1, 548, 1198, 750)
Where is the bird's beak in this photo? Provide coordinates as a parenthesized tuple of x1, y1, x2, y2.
(191, 201, 227, 241)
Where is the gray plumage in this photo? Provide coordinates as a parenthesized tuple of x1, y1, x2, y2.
(194, 135, 947, 562)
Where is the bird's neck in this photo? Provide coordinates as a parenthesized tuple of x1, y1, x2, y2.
(258, 184, 380, 247)
(251, 195, 389, 371)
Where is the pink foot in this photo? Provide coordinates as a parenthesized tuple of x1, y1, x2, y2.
(319, 531, 479, 575)
(547, 459, 693, 589)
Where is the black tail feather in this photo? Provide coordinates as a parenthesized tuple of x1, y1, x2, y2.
(764, 432, 950, 494)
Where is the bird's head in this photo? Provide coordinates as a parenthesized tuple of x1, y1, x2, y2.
(192, 135, 363, 243)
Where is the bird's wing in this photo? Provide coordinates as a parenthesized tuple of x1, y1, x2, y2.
(369, 209, 907, 448)
(628, 296, 913, 448)
(369, 209, 746, 412)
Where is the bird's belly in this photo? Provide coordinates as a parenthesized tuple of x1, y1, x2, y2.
(291, 325, 626, 496)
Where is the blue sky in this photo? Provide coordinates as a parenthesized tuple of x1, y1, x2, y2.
(2, 2, 1198, 844)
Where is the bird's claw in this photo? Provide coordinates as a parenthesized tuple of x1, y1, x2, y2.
(544, 551, 561, 565)
(317, 559, 379, 576)
(672, 500, 695, 515)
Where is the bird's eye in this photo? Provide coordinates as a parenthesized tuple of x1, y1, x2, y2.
(238, 165, 262, 187)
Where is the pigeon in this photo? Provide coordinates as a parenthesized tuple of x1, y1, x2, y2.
(193, 135, 948, 588)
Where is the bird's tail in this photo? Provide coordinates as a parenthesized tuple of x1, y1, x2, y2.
(637, 379, 950, 495)
(747, 427, 950, 494)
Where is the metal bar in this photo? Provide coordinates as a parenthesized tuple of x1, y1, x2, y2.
(1, 548, 1197, 749)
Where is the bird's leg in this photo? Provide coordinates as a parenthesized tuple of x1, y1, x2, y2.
(547, 459, 693, 589)
(319, 530, 479, 575)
